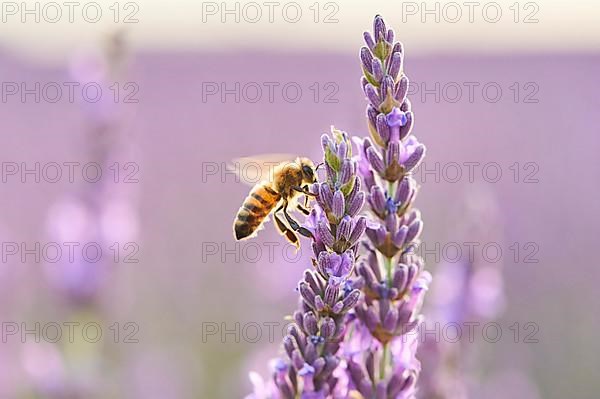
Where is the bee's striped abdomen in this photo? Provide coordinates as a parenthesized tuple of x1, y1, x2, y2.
(234, 184, 280, 240)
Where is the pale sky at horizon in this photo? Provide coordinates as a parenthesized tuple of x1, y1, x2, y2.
(1, 0, 599, 66)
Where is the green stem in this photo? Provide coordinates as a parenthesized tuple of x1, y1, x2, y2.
(379, 343, 389, 380)
(384, 256, 393, 287)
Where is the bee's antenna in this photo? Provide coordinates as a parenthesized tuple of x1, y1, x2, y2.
(315, 162, 324, 171)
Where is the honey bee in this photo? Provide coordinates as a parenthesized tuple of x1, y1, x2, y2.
(232, 156, 319, 247)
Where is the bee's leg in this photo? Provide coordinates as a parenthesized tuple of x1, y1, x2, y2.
(273, 212, 299, 247)
(293, 185, 316, 209)
(293, 186, 317, 197)
(283, 200, 314, 239)
(297, 204, 310, 215)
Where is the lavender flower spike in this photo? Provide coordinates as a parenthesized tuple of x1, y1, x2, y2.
(246, 127, 367, 399)
(343, 15, 432, 399)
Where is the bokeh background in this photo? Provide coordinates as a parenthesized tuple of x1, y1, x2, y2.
(0, 0, 599, 398)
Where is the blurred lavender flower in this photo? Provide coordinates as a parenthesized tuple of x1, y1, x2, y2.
(44, 31, 137, 306)
(342, 15, 431, 399)
(419, 190, 511, 399)
(34, 31, 137, 399)
(246, 128, 366, 399)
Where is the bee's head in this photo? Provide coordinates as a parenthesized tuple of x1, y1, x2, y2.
(298, 157, 317, 184)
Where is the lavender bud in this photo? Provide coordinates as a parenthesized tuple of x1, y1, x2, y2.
(347, 191, 365, 217)
(376, 382, 387, 399)
(304, 342, 317, 363)
(288, 324, 303, 345)
(349, 216, 367, 245)
(358, 263, 376, 287)
(347, 175, 361, 202)
(332, 301, 344, 314)
(406, 264, 418, 287)
(337, 215, 352, 241)
(320, 317, 336, 339)
(379, 297, 390, 317)
(304, 270, 321, 293)
(348, 360, 367, 391)
(323, 356, 340, 376)
(406, 208, 420, 224)
(313, 357, 326, 375)
(388, 51, 402, 79)
(291, 350, 304, 370)
(339, 159, 353, 185)
(366, 350, 375, 382)
(332, 190, 345, 220)
(283, 335, 295, 357)
(380, 75, 394, 101)
(394, 177, 411, 204)
(386, 141, 400, 166)
(398, 111, 413, 140)
(395, 76, 409, 102)
(314, 295, 325, 312)
(406, 219, 422, 243)
(403, 144, 425, 171)
(376, 113, 390, 143)
(321, 133, 334, 153)
(325, 161, 336, 182)
(303, 312, 318, 335)
(294, 311, 304, 329)
(361, 76, 369, 91)
(392, 225, 408, 248)
(400, 97, 411, 112)
(386, 28, 395, 44)
(367, 248, 382, 280)
(342, 289, 361, 312)
(337, 140, 347, 161)
(324, 284, 339, 307)
(383, 307, 399, 331)
(367, 105, 378, 127)
(387, 374, 404, 398)
(366, 226, 386, 247)
(299, 282, 316, 308)
(364, 84, 381, 108)
(318, 183, 334, 210)
(365, 306, 380, 330)
(317, 221, 335, 247)
(366, 146, 385, 174)
(392, 42, 403, 55)
(276, 380, 294, 399)
(369, 186, 387, 214)
(373, 15, 386, 42)
(393, 265, 409, 292)
(363, 31, 375, 50)
(372, 58, 384, 82)
(385, 214, 397, 237)
(312, 241, 325, 258)
(360, 46, 373, 73)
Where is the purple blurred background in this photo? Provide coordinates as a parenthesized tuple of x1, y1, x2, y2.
(1, 2, 599, 398)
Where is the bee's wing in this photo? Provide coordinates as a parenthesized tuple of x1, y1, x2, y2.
(228, 153, 299, 186)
